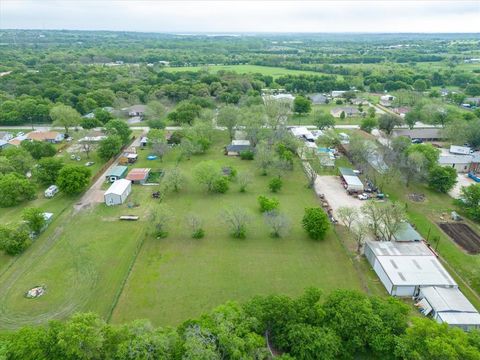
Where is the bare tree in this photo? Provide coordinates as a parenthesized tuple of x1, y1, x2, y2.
(237, 172, 253, 192)
(303, 161, 318, 189)
(221, 208, 251, 239)
(254, 142, 275, 176)
(163, 167, 186, 193)
(149, 205, 173, 239)
(362, 201, 406, 241)
(81, 142, 93, 159)
(351, 221, 369, 254)
(264, 98, 291, 130)
(263, 211, 291, 238)
(185, 214, 204, 239)
(337, 207, 359, 231)
(151, 139, 170, 162)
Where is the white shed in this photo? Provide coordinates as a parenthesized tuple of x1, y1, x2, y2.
(104, 179, 132, 206)
(343, 175, 364, 192)
(418, 286, 480, 331)
(364, 241, 457, 297)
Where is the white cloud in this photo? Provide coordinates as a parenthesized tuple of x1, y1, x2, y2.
(0, 0, 479, 33)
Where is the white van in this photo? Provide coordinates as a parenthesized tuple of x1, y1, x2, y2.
(44, 185, 59, 198)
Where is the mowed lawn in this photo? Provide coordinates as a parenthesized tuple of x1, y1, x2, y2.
(111, 131, 365, 326)
(163, 64, 328, 79)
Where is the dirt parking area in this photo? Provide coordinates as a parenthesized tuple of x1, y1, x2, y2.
(314, 175, 365, 218)
(449, 173, 476, 199)
(439, 222, 480, 254)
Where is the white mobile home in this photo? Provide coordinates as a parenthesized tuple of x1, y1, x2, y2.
(104, 179, 132, 206)
(364, 241, 457, 297)
(417, 286, 480, 331)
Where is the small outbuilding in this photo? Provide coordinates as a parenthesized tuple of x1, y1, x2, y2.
(104, 179, 132, 206)
(126, 168, 151, 184)
(105, 165, 128, 183)
(417, 286, 480, 331)
(225, 140, 252, 156)
(393, 222, 423, 242)
(339, 167, 364, 192)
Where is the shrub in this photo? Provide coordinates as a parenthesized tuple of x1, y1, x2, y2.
(0, 225, 31, 256)
(212, 177, 229, 193)
(240, 150, 255, 160)
(302, 208, 330, 240)
(258, 195, 279, 213)
(269, 177, 283, 193)
(147, 118, 166, 129)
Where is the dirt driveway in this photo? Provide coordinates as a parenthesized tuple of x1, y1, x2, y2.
(449, 173, 476, 199)
(314, 175, 365, 218)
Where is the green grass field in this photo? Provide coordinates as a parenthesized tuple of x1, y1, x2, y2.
(0, 130, 378, 331)
(164, 64, 336, 79)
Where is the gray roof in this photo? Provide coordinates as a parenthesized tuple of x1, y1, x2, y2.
(421, 286, 477, 313)
(392, 128, 445, 139)
(106, 165, 128, 178)
(308, 93, 328, 104)
(226, 144, 251, 152)
(339, 167, 356, 176)
(366, 240, 432, 256)
(393, 223, 423, 242)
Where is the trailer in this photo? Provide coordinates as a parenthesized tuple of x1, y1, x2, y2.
(468, 172, 480, 182)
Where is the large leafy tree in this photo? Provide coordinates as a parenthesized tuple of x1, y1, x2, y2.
(22, 207, 46, 235)
(104, 119, 132, 145)
(35, 157, 64, 185)
(302, 208, 330, 240)
(428, 165, 457, 193)
(293, 96, 312, 114)
(458, 184, 480, 221)
(21, 140, 56, 160)
(378, 114, 403, 135)
(1, 147, 34, 175)
(49, 104, 81, 134)
(97, 135, 123, 161)
(217, 105, 240, 141)
(56, 165, 91, 195)
(0, 173, 36, 207)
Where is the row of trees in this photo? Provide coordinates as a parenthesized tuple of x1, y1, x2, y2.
(2, 287, 478, 359)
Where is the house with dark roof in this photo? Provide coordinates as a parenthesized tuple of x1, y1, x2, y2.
(308, 93, 328, 104)
(391, 128, 445, 141)
(330, 107, 362, 118)
(226, 140, 252, 156)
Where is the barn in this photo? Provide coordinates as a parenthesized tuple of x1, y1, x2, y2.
(364, 241, 457, 297)
(417, 286, 480, 331)
(104, 179, 132, 206)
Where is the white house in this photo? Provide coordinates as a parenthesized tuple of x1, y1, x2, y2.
(439, 148, 473, 173)
(364, 241, 457, 297)
(417, 286, 480, 331)
(104, 179, 132, 206)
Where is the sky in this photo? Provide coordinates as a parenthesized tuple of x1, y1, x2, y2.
(1, 0, 479, 33)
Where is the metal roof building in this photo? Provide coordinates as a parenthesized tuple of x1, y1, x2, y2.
(418, 286, 480, 331)
(365, 241, 457, 297)
(393, 223, 423, 242)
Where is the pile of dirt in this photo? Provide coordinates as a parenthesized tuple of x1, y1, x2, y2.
(408, 193, 425, 202)
(439, 222, 480, 254)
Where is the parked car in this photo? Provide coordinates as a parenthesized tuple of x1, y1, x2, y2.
(411, 138, 423, 144)
(358, 193, 369, 200)
(44, 185, 59, 198)
(85, 161, 95, 167)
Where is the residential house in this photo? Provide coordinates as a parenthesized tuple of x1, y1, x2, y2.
(392, 107, 410, 118)
(351, 98, 369, 106)
(380, 94, 395, 107)
(26, 131, 64, 143)
(225, 140, 252, 156)
(308, 93, 328, 104)
(330, 107, 362, 118)
(465, 97, 480, 106)
(126, 168, 151, 184)
(439, 148, 473, 173)
(331, 90, 347, 98)
(391, 128, 445, 141)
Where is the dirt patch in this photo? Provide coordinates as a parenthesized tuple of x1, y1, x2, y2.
(408, 193, 425, 202)
(439, 222, 480, 254)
